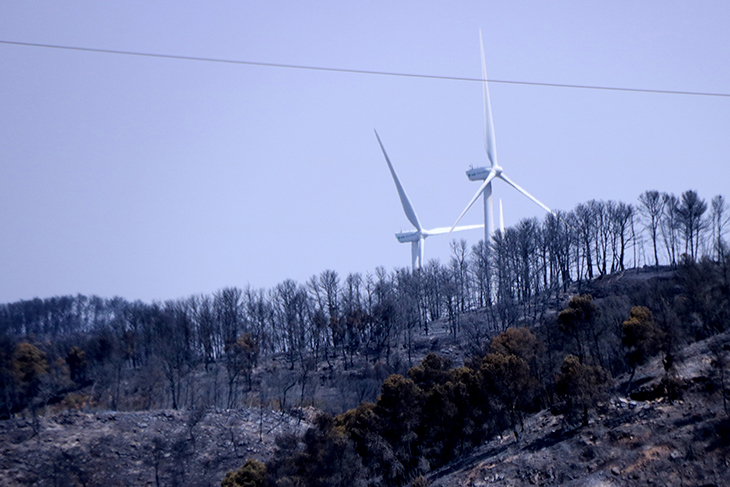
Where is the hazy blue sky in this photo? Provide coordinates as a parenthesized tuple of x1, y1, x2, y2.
(1, 1, 729, 303)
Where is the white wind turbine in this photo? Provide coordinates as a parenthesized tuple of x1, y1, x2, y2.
(375, 130, 483, 270)
(450, 31, 551, 243)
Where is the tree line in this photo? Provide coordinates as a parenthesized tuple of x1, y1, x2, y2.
(224, 249, 730, 487)
(0, 188, 727, 420)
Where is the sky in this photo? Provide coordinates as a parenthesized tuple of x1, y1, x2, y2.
(1, 1, 729, 304)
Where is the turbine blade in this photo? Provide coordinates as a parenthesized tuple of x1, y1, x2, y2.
(480, 29, 498, 168)
(426, 224, 484, 236)
(498, 173, 552, 213)
(374, 130, 423, 232)
(447, 169, 497, 237)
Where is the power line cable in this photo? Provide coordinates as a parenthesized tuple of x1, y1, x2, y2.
(2, 39, 729, 98)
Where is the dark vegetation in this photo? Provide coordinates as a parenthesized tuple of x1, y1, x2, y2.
(1, 189, 729, 487)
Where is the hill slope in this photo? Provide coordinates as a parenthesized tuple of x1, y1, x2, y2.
(429, 330, 730, 487)
(0, 408, 309, 486)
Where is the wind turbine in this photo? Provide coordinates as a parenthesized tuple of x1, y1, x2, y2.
(375, 130, 482, 270)
(450, 31, 551, 243)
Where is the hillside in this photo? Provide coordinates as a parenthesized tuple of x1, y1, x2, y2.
(429, 330, 730, 487)
(1, 324, 727, 487)
(0, 407, 310, 486)
(2, 331, 728, 487)
(1, 260, 729, 486)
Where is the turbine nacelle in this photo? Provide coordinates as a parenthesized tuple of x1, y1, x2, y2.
(395, 231, 421, 243)
(467, 165, 501, 181)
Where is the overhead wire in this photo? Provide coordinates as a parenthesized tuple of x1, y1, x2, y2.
(1, 39, 729, 98)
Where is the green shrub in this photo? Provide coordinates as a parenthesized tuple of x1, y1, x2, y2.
(221, 459, 267, 487)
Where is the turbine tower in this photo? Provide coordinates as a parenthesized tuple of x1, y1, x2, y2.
(450, 31, 551, 243)
(499, 199, 505, 234)
(375, 130, 482, 270)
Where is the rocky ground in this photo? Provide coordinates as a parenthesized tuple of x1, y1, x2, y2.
(428, 331, 730, 487)
(0, 407, 310, 486)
